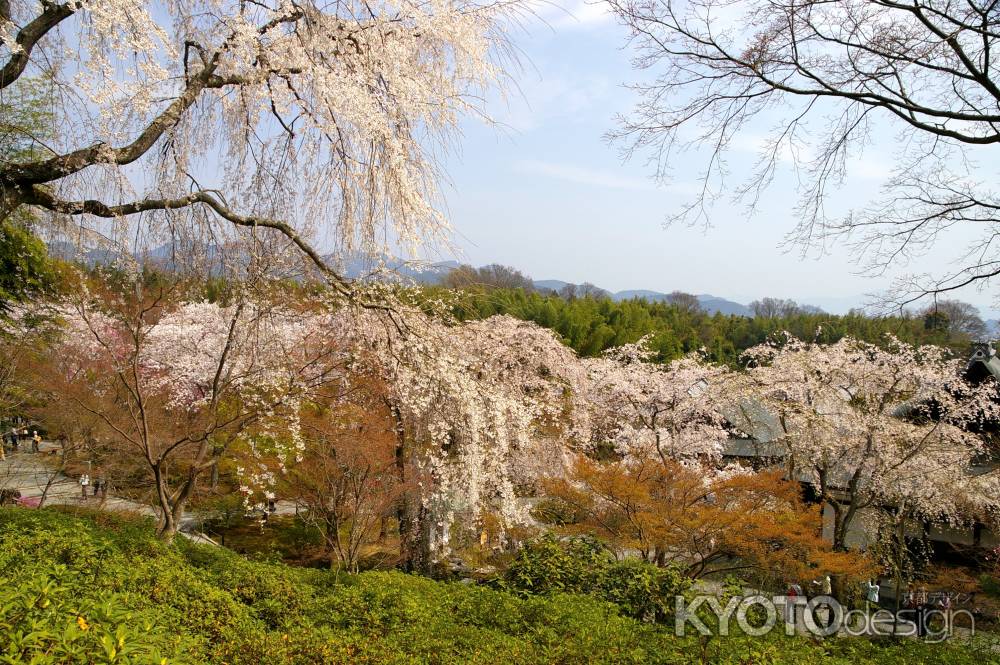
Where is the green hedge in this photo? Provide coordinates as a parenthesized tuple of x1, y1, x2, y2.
(0, 508, 994, 664)
(497, 536, 692, 623)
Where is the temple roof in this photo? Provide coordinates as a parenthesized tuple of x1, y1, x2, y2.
(966, 342, 1000, 384)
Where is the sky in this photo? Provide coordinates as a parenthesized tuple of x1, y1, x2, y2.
(431, 0, 1000, 317)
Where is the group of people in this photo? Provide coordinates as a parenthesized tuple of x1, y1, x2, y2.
(783, 575, 835, 626)
(78, 474, 108, 501)
(783, 576, 956, 637)
(1, 428, 43, 458)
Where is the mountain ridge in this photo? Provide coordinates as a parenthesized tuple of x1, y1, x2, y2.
(44, 241, 787, 318)
(534, 281, 752, 316)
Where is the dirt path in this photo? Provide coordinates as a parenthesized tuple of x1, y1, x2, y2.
(0, 442, 218, 545)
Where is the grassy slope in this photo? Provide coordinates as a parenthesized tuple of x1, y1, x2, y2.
(0, 507, 994, 664)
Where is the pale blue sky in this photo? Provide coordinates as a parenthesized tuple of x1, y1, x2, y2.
(434, 2, 1000, 317)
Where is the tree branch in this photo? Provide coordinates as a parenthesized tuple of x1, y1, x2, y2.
(0, 1, 76, 90)
(21, 185, 355, 296)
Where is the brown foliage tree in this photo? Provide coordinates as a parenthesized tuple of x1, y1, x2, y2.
(544, 457, 869, 584)
(280, 380, 404, 571)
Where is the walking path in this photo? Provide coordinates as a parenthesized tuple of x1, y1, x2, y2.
(0, 442, 218, 545)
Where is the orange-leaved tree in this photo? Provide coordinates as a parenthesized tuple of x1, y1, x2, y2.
(543, 457, 869, 585)
(280, 376, 405, 572)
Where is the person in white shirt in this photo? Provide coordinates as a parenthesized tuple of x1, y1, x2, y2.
(863, 579, 880, 612)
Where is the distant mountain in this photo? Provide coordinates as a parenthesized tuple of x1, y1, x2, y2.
(46, 240, 459, 284)
(613, 289, 669, 302)
(534, 281, 754, 316)
(47, 241, 123, 267)
(695, 295, 753, 317)
(43, 242, 772, 318)
(334, 253, 459, 284)
(611, 289, 752, 316)
(403, 260, 461, 284)
(532, 279, 570, 292)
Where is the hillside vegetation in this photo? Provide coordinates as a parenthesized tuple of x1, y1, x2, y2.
(1, 508, 994, 664)
(432, 288, 963, 365)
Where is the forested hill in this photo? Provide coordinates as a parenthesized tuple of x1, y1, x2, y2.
(430, 287, 964, 366)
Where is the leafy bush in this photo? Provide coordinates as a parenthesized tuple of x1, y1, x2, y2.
(597, 560, 692, 623)
(498, 536, 692, 622)
(499, 536, 608, 596)
(0, 566, 194, 663)
(0, 508, 993, 664)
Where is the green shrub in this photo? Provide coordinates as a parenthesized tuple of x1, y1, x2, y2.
(499, 536, 608, 596)
(0, 566, 194, 663)
(0, 508, 993, 664)
(597, 560, 692, 622)
(498, 536, 691, 622)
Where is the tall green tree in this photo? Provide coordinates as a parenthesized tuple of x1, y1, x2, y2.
(0, 77, 56, 317)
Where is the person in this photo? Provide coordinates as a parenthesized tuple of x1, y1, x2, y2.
(31, 431, 41, 453)
(785, 583, 800, 624)
(92, 478, 100, 497)
(915, 587, 929, 638)
(0, 488, 21, 505)
(864, 579, 880, 612)
(79, 474, 90, 500)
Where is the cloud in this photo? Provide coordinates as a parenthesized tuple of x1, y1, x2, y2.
(728, 133, 797, 164)
(849, 157, 892, 180)
(514, 159, 657, 191)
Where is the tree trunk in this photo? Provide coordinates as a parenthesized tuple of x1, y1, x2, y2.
(324, 513, 343, 570)
(153, 463, 175, 540)
(827, 498, 856, 552)
(0, 188, 23, 223)
(153, 465, 196, 543)
(387, 402, 434, 574)
(37, 471, 57, 509)
(158, 510, 179, 542)
(399, 498, 431, 573)
(831, 503, 846, 551)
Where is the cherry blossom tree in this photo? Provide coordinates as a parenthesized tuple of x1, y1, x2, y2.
(0, 0, 525, 287)
(582, 338, 730, 462)
(541, 338, 869, 582)
(337, 311, 588, 570)
(731, 335, 1000, 551)
(42, 278, 349, 540)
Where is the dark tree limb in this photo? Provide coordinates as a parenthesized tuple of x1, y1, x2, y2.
(0, 1, 76, 89)
(20, 184, 355, 296)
